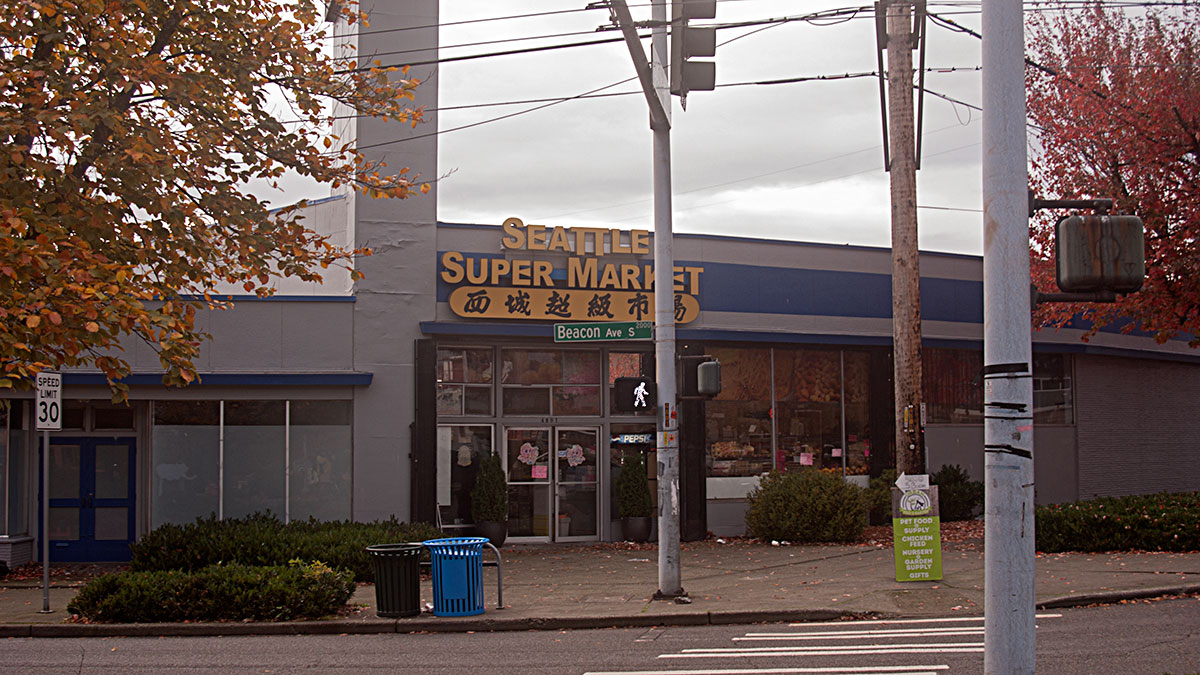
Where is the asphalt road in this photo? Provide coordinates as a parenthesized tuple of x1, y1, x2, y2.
(1, 596, 1196, 674)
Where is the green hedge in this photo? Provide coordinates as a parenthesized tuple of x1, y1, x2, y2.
(932, 464, 984, 521)
(67, 561, 355, 623)
(866, 469, 898, 525)
(1036, 492, 1200, 553)
(130, 514, 442, 582)
(746, 470, 867, 543)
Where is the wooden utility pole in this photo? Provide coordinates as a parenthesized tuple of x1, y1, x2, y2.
(885, 1, 925, 475)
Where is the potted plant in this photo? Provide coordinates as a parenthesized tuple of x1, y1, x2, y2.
(471, 451, 509, 548)
(616, 450, 654, 542)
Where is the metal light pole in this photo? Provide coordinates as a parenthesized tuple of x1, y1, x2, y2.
(982, 0, 1036, 672)
(650, 0, 682, 599)
(608, 0, 682, 598)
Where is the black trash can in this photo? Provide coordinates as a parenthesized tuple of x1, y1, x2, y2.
(366, 543, 423, 618)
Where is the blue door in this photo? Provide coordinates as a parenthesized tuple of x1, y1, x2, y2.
(39, 437, 137, 562)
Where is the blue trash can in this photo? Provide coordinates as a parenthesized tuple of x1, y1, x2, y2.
(422, 537, 487, 617)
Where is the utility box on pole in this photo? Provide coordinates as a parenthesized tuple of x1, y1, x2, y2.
(1056, 214, 1145, 293)
(670, 0, 716, 97)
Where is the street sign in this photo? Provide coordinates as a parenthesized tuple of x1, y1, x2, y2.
(553, 321, 651, 343)
(35, 371, 62, 431)
(892, 484, 943, 582)
(895, 472, 930, 491)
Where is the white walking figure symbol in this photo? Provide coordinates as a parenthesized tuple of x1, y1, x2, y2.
(633, 381, 648, 408)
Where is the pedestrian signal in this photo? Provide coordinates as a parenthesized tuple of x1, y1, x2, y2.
(614, 377, 657, 414)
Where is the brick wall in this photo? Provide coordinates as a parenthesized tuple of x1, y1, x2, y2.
(1075, 354, 1200, 499)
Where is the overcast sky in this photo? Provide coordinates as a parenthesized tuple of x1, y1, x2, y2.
(431, 0, 988, 255)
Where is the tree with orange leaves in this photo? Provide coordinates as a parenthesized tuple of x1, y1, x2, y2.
(0, 0, 426, 396)
(1027, 5, 1200, 346)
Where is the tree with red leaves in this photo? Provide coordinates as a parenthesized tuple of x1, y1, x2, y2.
(1026, 4, 1200, 346)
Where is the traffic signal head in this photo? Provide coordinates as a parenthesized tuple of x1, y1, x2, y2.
(1055, 214, 1145, 293)
(670, 0, 717, 97)
(614, 377, 657, 414)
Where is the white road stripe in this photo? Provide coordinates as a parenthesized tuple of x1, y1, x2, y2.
(784, 614, 1061, 628)
(681, 642, 985, 655)
(583, 666, 950, 675)
(736, 627, 984, 641)
(660, 647, 983, 659)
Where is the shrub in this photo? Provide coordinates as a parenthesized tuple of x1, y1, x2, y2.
(866, 469, 898, 525)
(931, 464, 984, 521)
(470, 451, 509, 523)
(67, 560, 356, 623)
(1035, 491, 1200, 553)
(615, 450, 653, 518)
(130, 514, 442, 582)
(745, 470, 867, 543)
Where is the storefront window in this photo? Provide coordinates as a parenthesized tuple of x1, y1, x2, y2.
(609, 351, 654, 415)
(1, 402, 29, 536)
(501, 349, 601, 416)
(289, 401, 352, 521)
(437, 425, 493, 527)
(437, 347, 493, 416)
(773, 348, 843, 473)
(842, 352, 872, 475)
(707, 348, 772, 477)
(1033, 353, 1073, 424)
(151, 401, 220, 528)
(223, 401, 286, 519)
(923, 349, 984, 424)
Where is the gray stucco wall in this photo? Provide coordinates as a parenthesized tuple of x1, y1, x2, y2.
(1075, 354, 1200, 499)
(349, 0, 440, 523)
(926, 425, 1077, 506)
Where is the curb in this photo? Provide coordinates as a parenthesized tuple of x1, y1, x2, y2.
(1035, 584, 1200, 609)
(0, 609, 858, 638)
(1, 585, 1195, 639)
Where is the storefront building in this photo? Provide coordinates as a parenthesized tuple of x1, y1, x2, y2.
(2, 0, 1199, 564)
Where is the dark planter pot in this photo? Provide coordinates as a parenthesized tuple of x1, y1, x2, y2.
(475, 521, 507, 548)
(621, 516, 653, 543)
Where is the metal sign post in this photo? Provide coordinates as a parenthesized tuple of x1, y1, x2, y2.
(36, 371, 62, 613)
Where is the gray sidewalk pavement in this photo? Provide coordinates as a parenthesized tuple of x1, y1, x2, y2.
(1, 540, 1197, 637)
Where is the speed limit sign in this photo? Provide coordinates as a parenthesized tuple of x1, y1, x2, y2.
(35, 372, 62, 431)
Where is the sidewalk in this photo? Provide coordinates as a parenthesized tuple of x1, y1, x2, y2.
(1, 539, 1197, 637)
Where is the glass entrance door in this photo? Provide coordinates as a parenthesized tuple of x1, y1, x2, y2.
(39, 437, 137, 562)
(504, 427, 599, 542)
(554, 428, 598, 541)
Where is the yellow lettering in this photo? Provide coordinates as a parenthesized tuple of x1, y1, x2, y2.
(643, 265, 654, 289)
(631, 230, 650, 255)
(490, 259, 511, 285)
(466, 257, 489, 285)
(610, 229, 631, 254)
(569, 257, 597, 288)
(533, 261, 553, 287)
(527, 224, 547, 250)
(547, 226, 571, 252)
(620, 264, 641, 289)
(673, 266, 686, 292)
(599, 263, 620, 289)
(501, 217, 525, 249)
(440, 251, 464, 283)
(512, 259, 531, 286)
(686, 266, 704, 294)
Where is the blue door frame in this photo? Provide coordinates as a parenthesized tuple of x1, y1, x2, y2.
(38, 437, 137, 562)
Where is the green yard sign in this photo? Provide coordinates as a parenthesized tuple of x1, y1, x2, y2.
(553, 321, 651, 343)
(892, 482, 944, 582)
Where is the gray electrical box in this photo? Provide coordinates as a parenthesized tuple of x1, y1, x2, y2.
(697, 360, 721, 396)
(1056, 214, 1145, 293)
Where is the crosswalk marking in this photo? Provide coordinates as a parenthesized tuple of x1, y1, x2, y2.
(735, 627, 985, 641)
(781, 614, 1061, 629)
(662, 644, 984, 659)
(584, 666, 951, 675)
